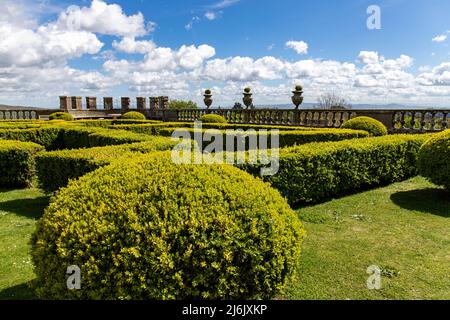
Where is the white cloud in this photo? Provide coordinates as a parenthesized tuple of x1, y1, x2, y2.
(0, 22, 103, 67)
(177, 45, 216, 69)
(210, 0, 240, 9)
(57, 0, 148, 37)
(358, 51, 380, 64)
(417, 62, 450, 86)
(112, 37, 156, 54)
(285, 41, 308, 55)
(432, 34, 447, 43)
(205, 11, 218, 20)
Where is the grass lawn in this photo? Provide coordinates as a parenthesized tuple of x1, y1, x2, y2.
(0, 177, 448, 300)
(283, 176, 449, 300)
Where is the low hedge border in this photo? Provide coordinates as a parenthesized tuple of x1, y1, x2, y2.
(0, 139, 45, 187)
(239, 134, 433, 206)
(0, 126, 154, 150)
(110, 122, 347, 135)
(35, 137, 180, 192)
(158, 127, 369, 149)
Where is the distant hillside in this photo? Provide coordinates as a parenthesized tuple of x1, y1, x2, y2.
(254, 103, 450, 110)
(0, 104, 44, 110)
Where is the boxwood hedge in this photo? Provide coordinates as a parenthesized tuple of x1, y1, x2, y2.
(0, 139, 44, 187)
(418, 129, 450, 189)
(0, 126, 154, 150)
(36, 137, 180, 192)
(240, 134, 432, 205)
(31, 153, 304, 299)
(158, 127, 369, 149)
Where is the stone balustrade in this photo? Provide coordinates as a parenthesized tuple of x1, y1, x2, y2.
(176, 108, 449, 133)
(0, 92, 448, 133)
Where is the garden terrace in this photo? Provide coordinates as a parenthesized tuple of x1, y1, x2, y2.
(0, 117, 447, 300)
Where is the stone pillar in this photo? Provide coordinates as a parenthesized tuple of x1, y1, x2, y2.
(150, 97, 158, 109)
(159, 96, 169, 109)
(121, 97, 130, 111)
(59, 96, 71, 110)
(103, 97, 113, 110)
(136, 97, 147, 110)
(86, 97, 97, 110)
(71, 96, 82, 110)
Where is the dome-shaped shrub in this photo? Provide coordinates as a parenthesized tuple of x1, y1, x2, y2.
(342, 116, 388, 136)
(49, 112, 74, 121)
(121, 111, 146, 120)
(418, 130, 450, 190)
(31, 153, 304, 299)
(199, 114, 227, 123)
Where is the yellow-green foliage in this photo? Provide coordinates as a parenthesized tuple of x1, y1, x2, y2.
(112, 122, 346, 135)
(49, 112, 74, 121)
(341, 116, 388, 136)
(36, 137, 179, 192)
(199, 114, 227, 123)
(418, 130, 450, 189)
(0, 126, 153, 150)
(159, 127, 369, 149)
(121, 111, 146, 120)
(31, 153, 304, 299)
(0, 139, 44, 187)
(240, 134, 432, 205)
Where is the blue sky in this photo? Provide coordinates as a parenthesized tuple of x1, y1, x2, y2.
(1, 0, 450, 108)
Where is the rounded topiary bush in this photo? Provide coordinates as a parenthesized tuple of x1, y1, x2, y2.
(49, 112, 74, 121)
(199, 114, 227, 123)
(418, 130, 450, 190)
(31, 153, 304, 299)
(341, 116, 388, 136)
(121, 111, 146, 120)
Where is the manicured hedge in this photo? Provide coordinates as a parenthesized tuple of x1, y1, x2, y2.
(0, 126, 153, 150)
(158, 127, 369, 149)
(111, 122, 336, 135)
(121, 111, 146, 120)
(418, 130, 450, 189)
(36, 137, 179, 192)
(49, 112, 74, 121)
(199, 114, 227, 123)
(342, 116, 388, 136)
(31, 154, 304, 299)
(240, 134, 432, 205)
(0, 127, 63, 149)
(0, 140, 44, 187)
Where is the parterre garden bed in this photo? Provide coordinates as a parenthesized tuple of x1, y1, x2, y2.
(0, 119, 448, 300)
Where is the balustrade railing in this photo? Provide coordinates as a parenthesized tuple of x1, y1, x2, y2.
(175, 108, 449, 133)
(0, 109, 39, 120)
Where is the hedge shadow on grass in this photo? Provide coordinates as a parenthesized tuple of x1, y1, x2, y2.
(0, 282, 36, 300)
(0, 195, 49, 219)
(390, 188, 450, 218)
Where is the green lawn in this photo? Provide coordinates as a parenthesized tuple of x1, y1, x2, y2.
(283, 176, 450, 300)
(0, 177, 448, 300)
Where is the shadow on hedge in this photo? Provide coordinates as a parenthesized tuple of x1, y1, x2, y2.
(390, 188, 450, 218)
(0, 282, 37, 300)
(0, 195, 49, 219)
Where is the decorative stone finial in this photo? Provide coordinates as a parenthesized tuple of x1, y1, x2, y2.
(204, 89, 213, 109)
(292, 85, 304, 109)
(243, 87, 253, 109)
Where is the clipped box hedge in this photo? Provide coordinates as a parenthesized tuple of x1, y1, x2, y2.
(0, 139, 44, 187)
(35, 136, 179, 192)
(240, 134, 432, 206)
(32, 153, 304, 299)
(158, 127, 369, 149)
(111, 122, 344, 135)
(0, 126, 154, 150)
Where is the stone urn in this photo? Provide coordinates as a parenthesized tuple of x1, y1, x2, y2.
(292, 85, 304, 109)
(243, 87, 253, 109)
(203, 89, 213, 109)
